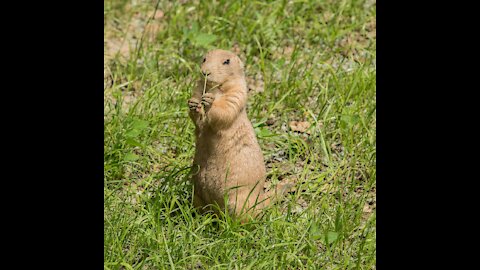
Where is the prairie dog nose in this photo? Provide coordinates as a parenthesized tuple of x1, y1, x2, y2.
(202, 70, 211, 76)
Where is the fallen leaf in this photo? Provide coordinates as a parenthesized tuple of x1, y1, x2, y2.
(289, 121, 311, 134)
(266, 118, 276, 126)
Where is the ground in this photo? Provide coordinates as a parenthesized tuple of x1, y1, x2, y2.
(104, 0, 376, 269)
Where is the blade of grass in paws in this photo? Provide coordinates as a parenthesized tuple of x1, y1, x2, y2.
(201, 74, 208, 113)
(203, 74, 208, 96)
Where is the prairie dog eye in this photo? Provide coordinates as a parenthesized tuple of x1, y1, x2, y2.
(203, 58, 206, 63)
(223, 59, 230, 65)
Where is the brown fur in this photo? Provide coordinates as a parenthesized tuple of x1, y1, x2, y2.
(187, 49, 287, 219)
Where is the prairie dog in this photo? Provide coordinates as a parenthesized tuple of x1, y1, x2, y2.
(187, 49, 276, 219)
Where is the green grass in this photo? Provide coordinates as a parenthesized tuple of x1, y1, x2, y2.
(104, 0, 376, 269)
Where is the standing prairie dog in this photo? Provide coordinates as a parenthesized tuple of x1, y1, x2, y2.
(188, 49, 285, 219)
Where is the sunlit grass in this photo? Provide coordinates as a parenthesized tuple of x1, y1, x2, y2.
(104, 0, 376, 269)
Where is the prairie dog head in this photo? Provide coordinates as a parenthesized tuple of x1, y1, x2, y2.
(200, 49, 245, 85)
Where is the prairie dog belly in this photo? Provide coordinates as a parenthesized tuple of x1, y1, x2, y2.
(193, 115, 266, 209)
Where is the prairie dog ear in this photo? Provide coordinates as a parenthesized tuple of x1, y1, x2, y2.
(235, 56, 245, 70)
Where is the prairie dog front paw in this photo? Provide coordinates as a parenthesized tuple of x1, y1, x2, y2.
(188, 97, 202, 113)
(201, 92, 215, 111)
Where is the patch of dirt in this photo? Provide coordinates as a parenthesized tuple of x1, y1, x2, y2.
(148, 9, 164, 20)
(322, 11, 335, 23)
(104, 87, 141, 112)
(246, 72, 264, 93)
(364, 18, 376, 40)
(104, 6, 166, 62)
(104, 59, 113, 89)
(144, 10, 165, 42)
(337, 31, 369, 58)
(231, 43, 247, 62)
(330, 142, 345, 158)
(362, 197, 376, 221)
(105, 37, 133, 60)
(271, 45, 295, 60)
(266, 149, 287, 164)
(364, 0, 376, 9)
